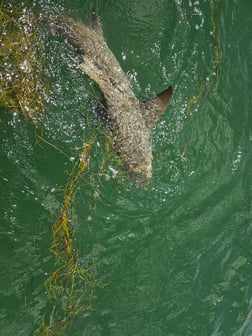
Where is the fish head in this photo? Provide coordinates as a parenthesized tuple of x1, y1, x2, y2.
(123, 140, 153, 187)
(111, 106, 153, 187)
(130, 155, 152, 184)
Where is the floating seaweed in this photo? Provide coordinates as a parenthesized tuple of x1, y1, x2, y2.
(36, 133, 100, 336)
(0, 5, 119, 335)
(0, 3, 47, 124)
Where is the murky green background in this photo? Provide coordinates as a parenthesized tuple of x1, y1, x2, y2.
(1, 0, 252, 335)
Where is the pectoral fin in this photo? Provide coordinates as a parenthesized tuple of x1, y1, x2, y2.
(140, 86, 173, 128)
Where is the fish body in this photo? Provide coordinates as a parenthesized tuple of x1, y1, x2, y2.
(50, 16, 172, 184)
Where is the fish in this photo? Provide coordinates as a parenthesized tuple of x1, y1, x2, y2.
(49, 13, 172, 185)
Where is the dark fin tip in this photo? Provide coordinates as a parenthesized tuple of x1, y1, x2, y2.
(90, 6, 103, 34)
(157, 86, 173, 107)
(91, 7, 98, 22)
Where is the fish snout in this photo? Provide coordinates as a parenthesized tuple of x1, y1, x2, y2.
(130, 157, 152, 187)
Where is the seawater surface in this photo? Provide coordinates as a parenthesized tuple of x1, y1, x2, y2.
(0, 0, 252, 335)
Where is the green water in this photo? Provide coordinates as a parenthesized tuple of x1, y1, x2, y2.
(1, 0, 252, 335)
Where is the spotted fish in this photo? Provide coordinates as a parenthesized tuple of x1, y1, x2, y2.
(49, 14, 172, 184)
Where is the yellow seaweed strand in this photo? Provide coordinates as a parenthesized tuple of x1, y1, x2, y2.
(0, 4, 47, 125)
(36, 133, 98, 336)
(186, 0, 222, 116)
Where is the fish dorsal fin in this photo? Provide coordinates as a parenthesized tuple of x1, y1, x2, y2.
(90, 9, 103, 35)
(157, 86, 173, 112)
(140, 86, 173, 128)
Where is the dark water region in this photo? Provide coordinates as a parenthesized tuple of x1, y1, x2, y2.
(1, 0, 252, 335)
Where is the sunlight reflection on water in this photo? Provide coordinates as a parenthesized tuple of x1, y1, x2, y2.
(0, 0, 252, 335)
